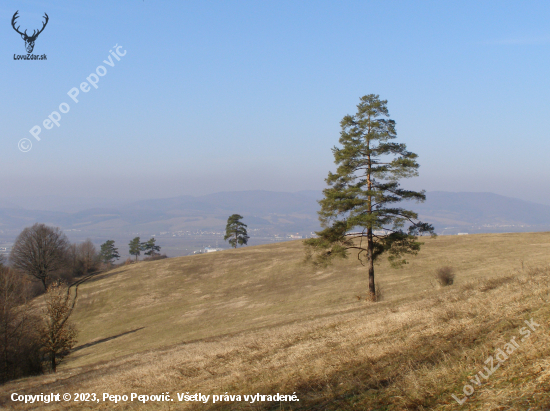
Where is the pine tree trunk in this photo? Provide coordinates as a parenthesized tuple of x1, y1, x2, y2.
(366, 135, 375, 297)
(51, 352, 56, 372)
(367, 228, 375, 296)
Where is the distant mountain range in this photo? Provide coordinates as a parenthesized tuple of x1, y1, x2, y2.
(0, 191, 549, 239)
(0, 191, 322, 240)
(410, 191, 550, 234)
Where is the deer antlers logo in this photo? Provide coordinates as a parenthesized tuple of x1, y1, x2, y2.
(11, 11, 49, 54)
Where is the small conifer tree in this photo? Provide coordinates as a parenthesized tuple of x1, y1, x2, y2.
(224, 214, 249, 248)
(99, 240, 120, 265)
(128, 237, 143, 262)
(143, 237, 161, 258)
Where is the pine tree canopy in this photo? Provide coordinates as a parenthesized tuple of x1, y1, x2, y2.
(304, 95, 435, 286)
(99, 240, 120, 264)
(129, 237, 143, 261)
(224, 214, 250, 248)
(144, 237, 161, 256)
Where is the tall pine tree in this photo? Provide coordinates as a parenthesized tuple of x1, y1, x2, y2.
(304, 95, 435, 298)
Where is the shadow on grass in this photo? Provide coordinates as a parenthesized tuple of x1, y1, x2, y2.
(72, 327, 145, 353)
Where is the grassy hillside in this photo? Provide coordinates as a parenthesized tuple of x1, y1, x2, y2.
(2, 232, 550, 410)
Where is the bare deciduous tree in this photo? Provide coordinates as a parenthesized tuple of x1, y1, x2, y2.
(77, 239, 98, 276)
(0, 266, 41, 381)
(68, 240, 99, 277)
(40, 281, 77, 372)
(10, 224, 70, 290)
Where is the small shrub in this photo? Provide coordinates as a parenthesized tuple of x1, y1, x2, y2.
(124, 258, 133, 265)
(435, 266, 455, 286)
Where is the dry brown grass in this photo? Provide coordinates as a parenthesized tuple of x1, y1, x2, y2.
(1, 232, 550, 410)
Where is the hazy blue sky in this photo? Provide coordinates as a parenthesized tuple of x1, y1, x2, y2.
(2, 1, 550, 204)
